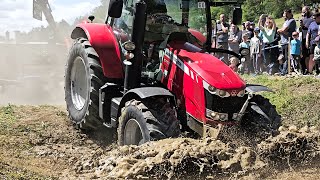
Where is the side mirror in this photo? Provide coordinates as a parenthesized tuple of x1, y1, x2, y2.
(108, 0, 123, 18)
(232, 7, 242, 25)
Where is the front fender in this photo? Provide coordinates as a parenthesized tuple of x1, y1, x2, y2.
(117, 87, 176, 117)
(71, 23, 124, 79)
(245, 84, 274, 93)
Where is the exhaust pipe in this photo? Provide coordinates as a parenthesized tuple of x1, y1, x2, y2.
(124, 0, 147, 91)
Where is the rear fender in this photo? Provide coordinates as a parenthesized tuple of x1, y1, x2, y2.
(71, 23, 124, 79)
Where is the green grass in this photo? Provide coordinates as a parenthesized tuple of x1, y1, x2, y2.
(0, 105, 17, 131)
(242, 75, 320, 127)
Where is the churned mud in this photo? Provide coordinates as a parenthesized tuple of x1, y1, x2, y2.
(0, 106, 319, 179)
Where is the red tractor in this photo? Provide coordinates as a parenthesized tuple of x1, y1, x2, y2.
(65, 0, 281, 145)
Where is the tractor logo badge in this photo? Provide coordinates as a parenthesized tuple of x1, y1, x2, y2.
(230, 90, 237, 96)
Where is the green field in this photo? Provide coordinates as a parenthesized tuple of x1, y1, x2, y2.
(242, 75, 320, 127)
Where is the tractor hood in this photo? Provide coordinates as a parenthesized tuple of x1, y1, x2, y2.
(175, 48, 246, 90)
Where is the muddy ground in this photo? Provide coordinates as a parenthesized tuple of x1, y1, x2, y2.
(0, 105, 319, 179)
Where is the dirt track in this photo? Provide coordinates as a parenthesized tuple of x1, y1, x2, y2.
(0, 105, 319, 179)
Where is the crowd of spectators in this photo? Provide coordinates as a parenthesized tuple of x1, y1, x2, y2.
(213, 6, 320, 76)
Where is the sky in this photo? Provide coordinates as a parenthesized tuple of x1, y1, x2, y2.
(0, 0, 101, 36)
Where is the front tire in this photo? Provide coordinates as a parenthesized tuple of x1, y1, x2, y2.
(65, 38, 106, 130)
(241, 95, 281, 140)
(118, 99, 181, 146)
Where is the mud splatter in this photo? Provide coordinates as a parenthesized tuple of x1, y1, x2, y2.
(68, 126, 320, 179)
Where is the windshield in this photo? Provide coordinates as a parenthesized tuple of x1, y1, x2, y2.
(116, 0, 208, 44)
(163, 0, 207, 30)
(144, 0, 207, 43)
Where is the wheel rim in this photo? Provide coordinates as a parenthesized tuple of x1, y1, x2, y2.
(70, 56, 88, 110)
(124, 119, 144, 145)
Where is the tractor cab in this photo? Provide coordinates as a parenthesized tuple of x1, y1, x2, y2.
(108, 0, 244, 88)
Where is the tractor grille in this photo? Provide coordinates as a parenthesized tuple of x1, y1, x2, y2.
(205, 90, 247, 120)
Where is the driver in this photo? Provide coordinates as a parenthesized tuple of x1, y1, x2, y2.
(144, 0, 169, 43)
(144, 0, 171, 72)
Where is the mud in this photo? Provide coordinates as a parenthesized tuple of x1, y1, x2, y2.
(0, 106, 319, 179)
(68, 127, 319, 179)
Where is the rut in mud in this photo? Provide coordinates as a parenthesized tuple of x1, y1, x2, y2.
(0, 105, 319, 179)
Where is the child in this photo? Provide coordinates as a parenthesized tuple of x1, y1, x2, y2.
(239, 33, 251, 74)
(229, 57, 239, 72)
(250, 27, 262, 74)
(313, 36, 320, 75)
(290, 31, 302, 73)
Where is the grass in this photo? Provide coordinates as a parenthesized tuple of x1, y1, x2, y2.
(242, 75, 320, 127)
(0, 105, 17, 132)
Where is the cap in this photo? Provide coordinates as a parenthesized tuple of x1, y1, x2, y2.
(254, 27, 260, 32)
(315, 35, 320, 42)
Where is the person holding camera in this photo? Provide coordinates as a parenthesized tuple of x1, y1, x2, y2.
(300, 6, 314, 74)
(259, 14, 279, 74)
(216, 14, 230, 64)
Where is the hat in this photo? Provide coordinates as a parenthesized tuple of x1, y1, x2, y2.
(254, 27, 260, 32)
(315, 35, 320, 42)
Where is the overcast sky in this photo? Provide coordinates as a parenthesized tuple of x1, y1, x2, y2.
(0, 0, 101, 36)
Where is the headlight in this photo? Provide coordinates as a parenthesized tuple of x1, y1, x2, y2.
(219, 90, 227, 96)
(237, 90, 245, 97)
(208, 85, 216, 92)
(122, 41, 136, 51)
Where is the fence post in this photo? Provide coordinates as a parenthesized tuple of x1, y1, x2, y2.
(288, 37, 291, 74)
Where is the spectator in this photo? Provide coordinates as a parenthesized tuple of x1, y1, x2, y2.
(229, 57, 239, 72)
(313, 35, 320, 75)
(243, 21, 254, 39)
(239, 33, 251, 74)
(306, 12, 320, 74)
(216, 14, 230, 64)
(277, 9, 297, 75)
(300, 6, 314, 74)
(250, 27, 263, 74)
(290, 31, 302, 73)
(228, 24, 241, 53)
(258, 15, 279, 74)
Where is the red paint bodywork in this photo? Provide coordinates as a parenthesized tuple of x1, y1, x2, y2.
(73, 23, 124, 79)
(161, 41, 246, 123)
(73, 22, 246, 124)
(188, 29, 206, 44)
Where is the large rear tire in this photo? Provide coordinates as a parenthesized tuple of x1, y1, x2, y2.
(65, 38, 106, 130)
(118, 99, 181, 146)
